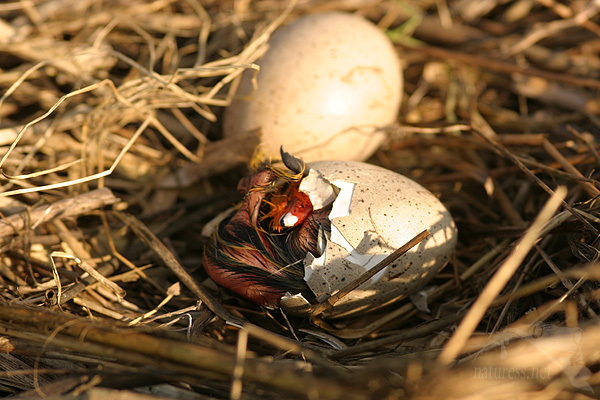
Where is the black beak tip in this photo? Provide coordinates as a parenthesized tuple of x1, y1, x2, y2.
(280, 146, 308, 177)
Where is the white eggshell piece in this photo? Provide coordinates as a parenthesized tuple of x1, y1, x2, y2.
(224, 12, 402, 162)
(305, 160, 457, 318)
(299, 169, 337, 210)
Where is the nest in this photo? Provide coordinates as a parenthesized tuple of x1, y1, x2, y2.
(1, 0, 600, 398)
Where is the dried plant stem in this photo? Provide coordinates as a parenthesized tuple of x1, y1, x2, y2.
(0, 304, 371, 400)
(3, 118, 150, 197)
(567, 125, 600, 167)
(473, 128, 598, 235)
(52, 219, 126, 302)
(509, 1, 600, 54)
(321, 238, 510, 339)
(115, 212, 245, 327)
(331, 315, 463, 360)
(230, 328, 248, 400)
(0, 188, 118, 238)
(241, 323, 330, 365)
(399, 43, 600, 90)
(542, 138, 600, 198)
(538, 0, 600, 36)
(438, 186, 567, 365)
(492, 265, 593, 307)
(49, 262, 119, 306)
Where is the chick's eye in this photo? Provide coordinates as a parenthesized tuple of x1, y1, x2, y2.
(244, 170, 276, 192)
(256, 173, 275, 187)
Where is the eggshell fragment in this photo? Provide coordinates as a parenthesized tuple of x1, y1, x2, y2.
(224, 12, 402, 162)
(301, 160, 457, 318)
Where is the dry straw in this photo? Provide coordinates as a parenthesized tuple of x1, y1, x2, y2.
(1, 0, 600, 399)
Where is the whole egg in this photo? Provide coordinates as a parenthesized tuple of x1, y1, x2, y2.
(223, 12, 403, 162)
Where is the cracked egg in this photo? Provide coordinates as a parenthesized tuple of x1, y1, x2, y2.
(283, 160, 457, 318)
(202, 153, 456, 319)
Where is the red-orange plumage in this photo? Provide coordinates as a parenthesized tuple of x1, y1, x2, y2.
(262, 182, 313, 231)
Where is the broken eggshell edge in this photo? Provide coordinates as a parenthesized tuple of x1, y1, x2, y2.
(281, 160, 457, 319)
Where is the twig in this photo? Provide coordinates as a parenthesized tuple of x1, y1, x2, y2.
(51, 219, 126, 302)
(330, 315, 463, 360)
(542, 138, 600, 198)
(115, 212, 246, 327)
(47, 262, 119, 306)
(0, 304, 370, 400)
(537, 0, 600, 38)
(472, 128, 599, 235)
(309, 229, 430, 318)
(230, 328, 248, 400)
(397, 43, 600, 90)
(509, 2, 600, 55)
(0, 188, 119, 238)
(567, 125, 600, 168)
(438, 187, 566, 365)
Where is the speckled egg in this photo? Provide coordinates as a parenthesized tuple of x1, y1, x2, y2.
(223, 12, 402, 162)
(290, 160, 457, 318)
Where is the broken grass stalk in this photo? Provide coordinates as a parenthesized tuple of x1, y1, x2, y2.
(115, 212, 246, 327)
(438, 186, 567, 365)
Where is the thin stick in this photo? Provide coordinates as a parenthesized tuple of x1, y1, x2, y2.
(542, 138, 600, 198)
(115, 212, 246, 327)
(241, 323, 330, 366)
(472, 128, 598, 235)
(0, 188, 119, 238)
(398, 43, 600, 90)
(51, 220, 126, 301)
(309, 229, 430, 318)
(230, 328, 248, 400)
(567, 125, 600, 167)
(438, 187, 566, 365)
(0, 304, 368, 400)
(330, 315, 464, 360)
